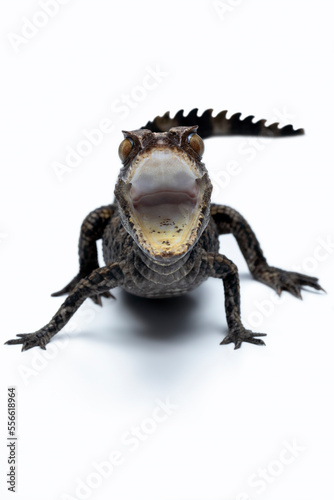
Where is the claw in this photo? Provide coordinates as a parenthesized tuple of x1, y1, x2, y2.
(256, 267, 325, 299)
(5, 331, 49, 351)
(220, 329, 266, 349)
(234, 340, 242, 350)
(51, 272, 88, 298)
(52, 273, 116, 305)
(91, 295, 102, 306)
(51, 286, 71, 297)
(283, 282, 302, 299)
(90, 291, 115, 306)
(22, 341, 46, 352)
(5, 338, 23, 346)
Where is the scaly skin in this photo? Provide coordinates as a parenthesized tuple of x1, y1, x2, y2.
(210, 204, 323, 298)
(5, 110, 323, 351)
(51, 205, 116, 305)
(142, 108, 304, 139)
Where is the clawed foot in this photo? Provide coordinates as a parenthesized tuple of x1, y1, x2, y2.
(221, 326, 266, 350)
(52, 273, 115, 306)
(254, 266, 325, 299)
(90, 291, 115, 306)
(5, 329, 51, 351)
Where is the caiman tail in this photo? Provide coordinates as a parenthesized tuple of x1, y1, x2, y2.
(141, 108, 304, 139)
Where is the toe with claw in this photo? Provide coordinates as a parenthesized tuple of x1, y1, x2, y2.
(5, 329, 51, 351)
(254, 266, 325, 298)
(221, 327, 267, 349)
(51, 272, 86, 297)
(52, 272, 115, 306)
(90, 291, 116, 306)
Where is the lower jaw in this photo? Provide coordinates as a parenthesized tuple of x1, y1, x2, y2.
(131, 199, 199, 260)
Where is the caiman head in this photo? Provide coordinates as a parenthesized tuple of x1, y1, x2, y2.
(114, 126, 212, 264)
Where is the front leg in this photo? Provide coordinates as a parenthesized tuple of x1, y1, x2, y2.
(211, 204, 324, 297)
(52, 205, 116, 305)
(207, 253, 266, 349)
(6, 263, 124, 351)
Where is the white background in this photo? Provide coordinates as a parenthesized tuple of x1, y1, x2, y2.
(0, 1, 333, 499)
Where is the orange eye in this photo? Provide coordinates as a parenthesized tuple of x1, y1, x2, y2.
(188, 133, 204, 157)
(118, 138, 133, 162)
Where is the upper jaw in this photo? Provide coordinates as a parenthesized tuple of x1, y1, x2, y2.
(129, 147, 199, 204)
(115, 146, 212, 263)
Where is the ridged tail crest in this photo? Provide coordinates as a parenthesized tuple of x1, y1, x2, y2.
(141, 108, 304, 139)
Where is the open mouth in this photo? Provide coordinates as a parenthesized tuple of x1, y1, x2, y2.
(127, 149, 205, 259)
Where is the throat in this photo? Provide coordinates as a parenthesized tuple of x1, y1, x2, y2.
(136, 245, 194, 277)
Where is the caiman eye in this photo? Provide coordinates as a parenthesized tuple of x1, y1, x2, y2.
(118, 138, 133, 162)
(187, 133, 204, 157)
